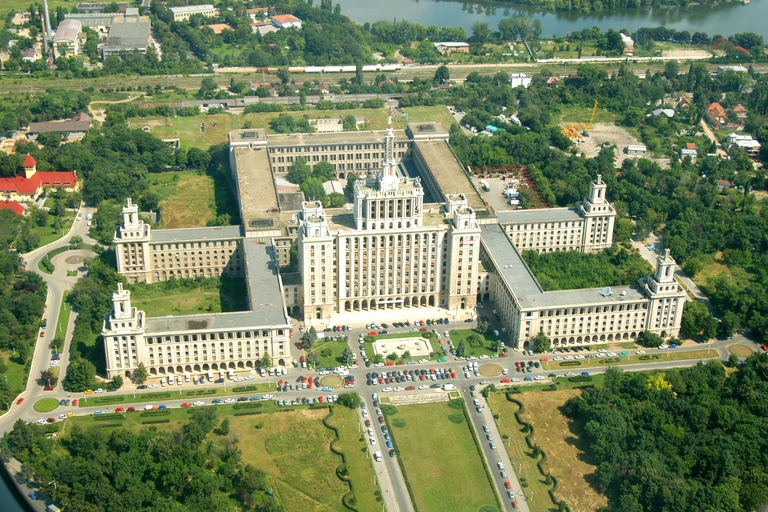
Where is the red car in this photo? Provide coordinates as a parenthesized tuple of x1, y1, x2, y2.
(540, 357, 550, 361)
(40, 331, 45, 337)
(499, 353, 508, 358)
(396, 361, 405, 365)
(504, 481, 511, 489)
(369, 331, 378, 336)
(180, 403, 192, 407)
(47, 418, 55, 423)
(126, 407, 135, 412)
(278, 379, 284, 387)
(365, 420, 371, 427)
(115, 407, 125, 412)
(44, 386, 54, 391)
(419, 327, 427, 332)
(406, 386, 415, 390)
(385, 361, 394, 366)
(72, 399, 77, 406)
(378, 416, 385, 423)
(501, 378, 510, 383)
(512, 501, 519, 509)
(761, 345, 768, 352)
(16, 398, 23, 405)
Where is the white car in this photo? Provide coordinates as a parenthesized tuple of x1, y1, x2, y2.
(224, 398, 236, 403)
(597, 353, 606, 358)
(94, 388, 103, 393)
(534, 375, 545, 380)
(479, 355, 489, 359)
(607, 353, 617, 357)
(262, 394, 273, 399)
(37, 419, 47, 424)
(244, 375, 254, 380)
(564, 356, 574, 360)
(598, 348, 608, 353)
(553, 357, 562, 361)
(370, 438, 377, 445)
(394, 386, 404, 391)
(148, 383, 159, 389)
(318, 370, 329, 375)
(382, 387, 393, 392)
(375, 363, 385, 367)
(58, 414, 67, 419)
(575, 355, 585, 359)
(637, 350, 646, 354)
(194, 401, 205, 406)
(418, 385, 429, 389)
(50, 361, 59, 367)
(658, 345, 669, 350)
(418, 359, 429, 364)
(512, 378, 520, 382)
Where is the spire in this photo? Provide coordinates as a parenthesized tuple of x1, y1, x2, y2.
(379, 114, 399, 192)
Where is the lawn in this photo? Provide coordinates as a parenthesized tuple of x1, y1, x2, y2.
(487, 389, 608, 512)
(128, 276, 249, 317)
(540, 348, 717, 371)
(385, 401, 500, 512)
(399, 105, 459, 129)
(131, 113, 235, 150)
(557, 103, 617, 126)
(52, 293, 71, 353)
(144, 169, 239, 229)
(449, 328, 499, 357)
(309, 336, 353, 368)
(27, 211, 75, 250)
(0, 349, 28, 402)
(324, 405, 383, 512)
(694, 251, 754, 292)
(34, 398, 60, 413)
(78, 382, 280, 407)
(74, 330, 106, 377)
(228, 406, 349, 512)
(362, 331, 443, 362)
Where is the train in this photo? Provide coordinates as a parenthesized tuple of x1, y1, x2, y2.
(254, 63, 402, 74)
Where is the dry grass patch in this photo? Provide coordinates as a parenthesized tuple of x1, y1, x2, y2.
(488, 389, 608, 512)
(157, 173, 217, 228)
(729, 345, 754, 357)
(480, 363, 502, 377)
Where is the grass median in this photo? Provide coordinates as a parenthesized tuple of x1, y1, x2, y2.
(77, 382, 278, 407)
(541, 348, 716, 371)
(385, 400, 500, 512)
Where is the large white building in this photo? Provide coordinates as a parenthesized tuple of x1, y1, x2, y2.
(168, 4, 215, 21)
(107, 119, 684, 378)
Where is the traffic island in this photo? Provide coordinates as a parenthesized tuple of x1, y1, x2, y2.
(33, 398, 60, 413)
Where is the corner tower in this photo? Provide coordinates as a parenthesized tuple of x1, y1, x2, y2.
(114, 198, 152, 283)
(640, 249, 686, 338)
(578, 174, 616, 252)
(102, 283, 146, 379)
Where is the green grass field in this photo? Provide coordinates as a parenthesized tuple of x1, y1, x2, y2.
(132, 113, 235, 150)
(449, 328, 499, 357)
(128, 277, 249, 317)
(52, 293, 71, 353)
(78, 383, 279, 407)
(386, 401, 499, 512)
(362, 331, 443, 362)
(0, 349, 28, 402)
(28, 211, 75, 250)
(310, 336, 353, 368)
(34, 398, 60, 413)
(325, 405, 383, 512)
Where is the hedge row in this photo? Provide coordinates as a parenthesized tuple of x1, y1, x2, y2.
(505, 392, 571, 512)
(142, 419, 171, 425)
(140, 410, 171, 417)
(234, 411, 262, 417)
(322, 406, 360, 512)
(96, 423, 124, 428)
(94, 414, 125, 421)
(568, 376, 593, 383)
(559, 360, 582, 367)
(233, 402, 263, 410)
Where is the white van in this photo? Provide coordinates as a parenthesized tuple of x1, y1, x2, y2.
(160, 377, 166, 387)
(219, 370, 225, 381)
(493, 330, 500, 338)
(207, 370, 214, 382)
(168, 375, 174, 385)
(228, 368, 234, 380)
(260, 369, 266, 377)
(193, 375, 198, 384)
(374, 451, 382, 462)
(269, 368, 275, 376)
(185, 373, 190, 383)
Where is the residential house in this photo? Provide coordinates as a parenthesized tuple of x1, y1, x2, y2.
(726, 132, 761, 158)
(673, 93, 691, 110)
(652, 108, 675, 118)
(20, 48, 37, 62)
(733, 104, 748, 120)
(705, 102, 727, 127)
(681, 144, 697, 161)
(716, 179, 733, 189)
(271, 14, 302, 29)
(546, 76, 561, 86)
(246, 7, 271, 20)
(620, 33, 634, 52)
(717, 65, 748, 76)
(250, 21, 277, 35)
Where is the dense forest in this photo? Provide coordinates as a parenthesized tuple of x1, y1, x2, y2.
(522, 244, 652, 291)
(0, 409, 285, 511)
(563, 357, 768, 511)
(0, 249, 47, 410)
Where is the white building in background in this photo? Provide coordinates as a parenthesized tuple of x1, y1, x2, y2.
(53, 19, 82, 58)
(168, 4, 215, 21)
(509, 72, 532, 88)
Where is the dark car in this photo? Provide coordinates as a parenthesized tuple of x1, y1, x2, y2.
(237, 397, 249, 402)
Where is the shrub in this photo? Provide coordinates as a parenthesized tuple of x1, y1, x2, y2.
(448, 398, 464, 409)
(447, 412, 465, 424)
(380, 404, 398, 415)
(391, 417, 406, 428)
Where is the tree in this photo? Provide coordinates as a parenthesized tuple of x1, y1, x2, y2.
(337, 392, 361, 409)
(40, 369, 57, 387)
(287, 157, 312, 184)
(261, 353, 271, 368)
(457, 339, 468, 357)
(727, 353, 740, 368)
(132, 362, 148, 385)
(434, 65, 450, 85)
(664, 59, 680, 79)
(476, 319, 489, 334)
(301, 177, 326, 202)
(532, 331, 551, 353)
(342, 346, 353, 365)
(313, 160, 335, 182)
(681, 301, 717, 339)
(198, 77, 218, 99)
(498, 14, 541, 42)
(604, 30, 625, 54)
(637, 330, 664, 347)
(306, 351, 320, 367)
(65, 357, 96, 392)
(277, 67, 291, 85)
(109, 375, 123, 390)
(301, 326, 317, 349)
(719, 311, 740, 338)
(36, 131, 63, 148)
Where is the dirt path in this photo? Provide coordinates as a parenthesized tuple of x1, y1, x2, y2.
(89, 94, 145, 122)
(699, 119, 728, 157)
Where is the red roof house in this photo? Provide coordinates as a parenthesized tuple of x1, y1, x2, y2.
(0, 154, 79, 201)
(0, 200, 24, 215)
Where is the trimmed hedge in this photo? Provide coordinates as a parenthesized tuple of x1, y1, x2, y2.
(568, 375, 593, 383)
(142, 418, 171, 425)
(140, 410, 171, 417)
(234, 411, 262, 417)
(322, 406, 359, 512)
(558, 360, 582, 367)
(505, 392, 571, 512)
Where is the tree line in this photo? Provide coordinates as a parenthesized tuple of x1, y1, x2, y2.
(563, 358, 768, 511)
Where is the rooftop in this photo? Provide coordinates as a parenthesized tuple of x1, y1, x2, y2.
(496, 207, 583, 224)
(53, 19, 81, 43)
(413, 140, 485, 209)
(104, 19, 150, 50)
(231, 147, 281, 232)
(150, 225, 243, 243)
(169, 4, 214, 13)
(267, 129, 409, 147)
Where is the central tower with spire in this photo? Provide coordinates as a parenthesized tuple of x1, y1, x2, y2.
(352, 117, 424, 230)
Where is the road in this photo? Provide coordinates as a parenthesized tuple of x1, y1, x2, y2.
(357, 400, 413, 512)
(464, 388, 529, 512)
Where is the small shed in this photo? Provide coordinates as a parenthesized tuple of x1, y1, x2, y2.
(626, 144, 647, 156)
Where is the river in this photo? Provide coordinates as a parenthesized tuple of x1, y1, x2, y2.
(0, 465, 33, 512)
(334, 0, 768, 38)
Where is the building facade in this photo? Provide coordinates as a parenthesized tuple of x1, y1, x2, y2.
(169, 4, 215, 21)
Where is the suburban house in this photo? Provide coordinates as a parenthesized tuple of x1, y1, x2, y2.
(509, 72, 532, 88)
(271, 14, 302, 29)
(733, 104, 748, 120)
(716, 179, 733, 189)
(705, 102, 728, 127)
(673, 93, 691, 110)
(0, 155, 79, 202)
(652, 108, 675, 118)
(681, 143, 697, 161)
(27, 113, 92, 140)
(246, 7, 271, 20)
(717, 65, 748, 76)
(433, 42, 469, 55)
(626, 144, 647, 156)
(546, 76, 562, 86)
(726, 133, 761, 158)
